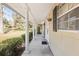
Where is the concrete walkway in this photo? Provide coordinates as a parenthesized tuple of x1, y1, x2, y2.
(22, 34, 53, 56)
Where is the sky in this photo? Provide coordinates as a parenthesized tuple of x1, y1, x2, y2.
(3, 6, 13, 22)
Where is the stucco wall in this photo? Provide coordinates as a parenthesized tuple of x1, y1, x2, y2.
(49, 30, 79, 56)
(46, 3, 79, 56)
(46, 19, 79, 55)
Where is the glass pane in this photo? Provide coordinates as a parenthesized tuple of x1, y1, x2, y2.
(57, 13, 68, 30)
(75, 19, 79, 30)
(68, 20, 75, 30)
(64, 21, 68, 30)
(69, 7, 79, 18)
(57, 17, 62, 29)
(58, 6, 79, 30)
(68, 7, 79, 30)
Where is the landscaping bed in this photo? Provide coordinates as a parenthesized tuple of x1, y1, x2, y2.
(0, 31, 33, 56)
(29, 32, 33, 42)
(0, 34, 25, 56)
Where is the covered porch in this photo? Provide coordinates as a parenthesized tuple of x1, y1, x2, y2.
(0, 3, 55, 56)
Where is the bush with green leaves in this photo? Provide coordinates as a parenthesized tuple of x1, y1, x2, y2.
(21, 34, 25, 42)
(0, 33, 33, 56)
(29, 32, 33, 42)
(21, 32, 33, 43)
(0, 34, 25, 56)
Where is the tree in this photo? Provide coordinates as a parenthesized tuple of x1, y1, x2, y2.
(3, 17, 11, 33)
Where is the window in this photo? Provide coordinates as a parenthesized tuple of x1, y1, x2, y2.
(57, 7, 79, 31)
(57, 13, 68, 30)
(68, 7, 79, 30)
(57, 3, 68, 17)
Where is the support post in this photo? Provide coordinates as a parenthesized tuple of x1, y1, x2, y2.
(32, 24, 35, 40)
(25, 4, 30, 53)
(35, 24, 37, 35)
(0, 4, 3, 33)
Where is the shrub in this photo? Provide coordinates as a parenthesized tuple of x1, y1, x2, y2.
(21, 34, 25, 42)
(21, 32, 33, 43)
(0, 34, 25, 56)
(29, 32, 33, 42)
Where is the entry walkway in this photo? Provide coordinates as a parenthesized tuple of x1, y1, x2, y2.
(22, 34, 53, 56)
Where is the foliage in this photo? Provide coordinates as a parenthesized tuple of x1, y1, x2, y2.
(3, 18, 11, 33)
(21, 32, 33, 43)
(29, 32, 33, 42)
(0, 34, 25, 56)
(21, 34, 25, 42)
(0, 32, 33, 56)
(13, 14, 25, 31)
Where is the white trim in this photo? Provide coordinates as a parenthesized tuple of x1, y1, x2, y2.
(57, 4, 79, 19)
(58, 30, 79, 33)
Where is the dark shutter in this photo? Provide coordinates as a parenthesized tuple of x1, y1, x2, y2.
(53, 6, 57, 32)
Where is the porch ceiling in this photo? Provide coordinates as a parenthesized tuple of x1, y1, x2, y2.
(6, 3, 56, 24)
(27, 3, 53, 23)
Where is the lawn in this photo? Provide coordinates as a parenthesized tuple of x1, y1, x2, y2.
(0, 30, 25, 43)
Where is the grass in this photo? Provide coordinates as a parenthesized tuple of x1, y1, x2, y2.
(0, 30, 25, 43)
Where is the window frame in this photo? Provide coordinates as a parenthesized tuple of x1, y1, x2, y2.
(57, 4, 79, 32)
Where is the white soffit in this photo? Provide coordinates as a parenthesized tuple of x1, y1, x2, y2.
(27, 3, 53, 23)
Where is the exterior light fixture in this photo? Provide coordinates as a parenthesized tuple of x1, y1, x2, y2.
(47, 14, 52, 22)
(47, 17, 52, 22)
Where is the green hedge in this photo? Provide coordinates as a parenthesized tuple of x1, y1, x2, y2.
(21, 32, 33, 42)
(0, 32, 33, 56)
(21, 34, 25, 42)
(0, 34, 25, 56)
(29, 32, 33, 42)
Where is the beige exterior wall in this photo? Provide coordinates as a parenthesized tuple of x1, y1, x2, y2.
(47, 3, 79, 56)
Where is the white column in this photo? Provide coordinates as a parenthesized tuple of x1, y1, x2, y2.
(25, 4, 29, 53)
(35, 24, 37, 35)
(0, 4, 3, 33)
(42, 24, 44, 37)
(32, 24, 35, 40)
